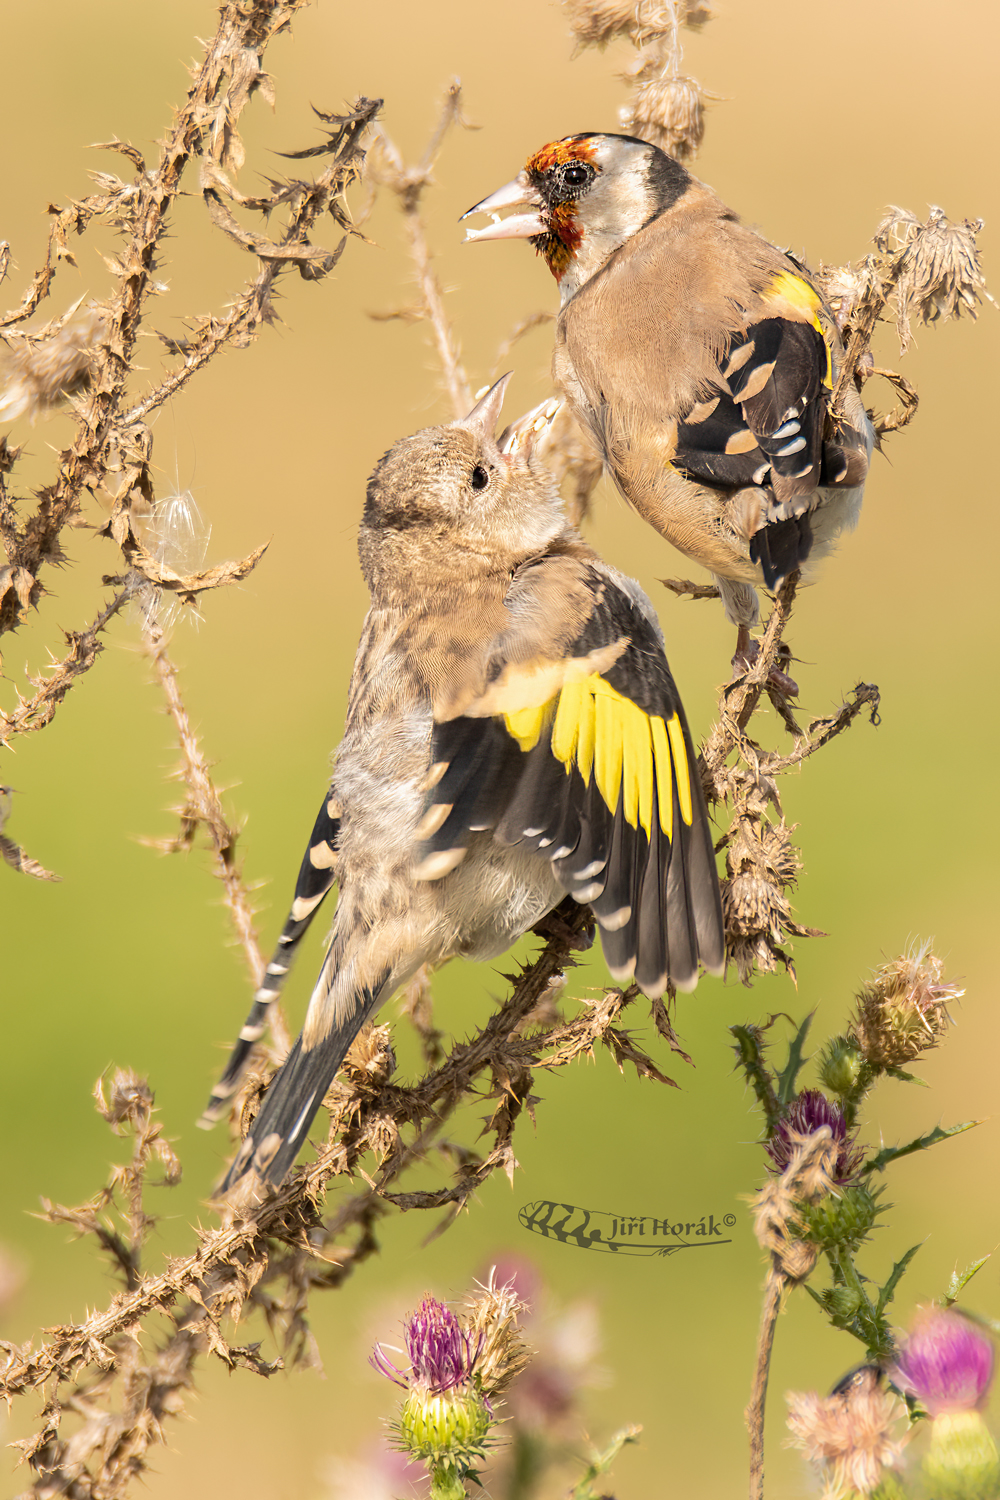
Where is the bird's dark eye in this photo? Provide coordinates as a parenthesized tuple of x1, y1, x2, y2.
(563, 163, 591, 187)
(471, 464, 490, 491)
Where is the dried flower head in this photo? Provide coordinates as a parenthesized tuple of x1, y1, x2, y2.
(892, 1310, 994, 1417)
(619, 74, 705, 160)
(95, 1069, 154, 1127)
(462, 1271, 531, 1401)
(752, 1126, 838, 1283)
(851, 940, 961, 1070)
(767, 1091, 864, 1184)
(723, 815, 803, 985)
(786, 1373, 909, 1498)
(0, 304, 107, 423)
(875, 206, 992, 353)
(563, 0, 710, 50)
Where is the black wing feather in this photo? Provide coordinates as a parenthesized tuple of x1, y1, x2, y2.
(418, 566, 724, 994)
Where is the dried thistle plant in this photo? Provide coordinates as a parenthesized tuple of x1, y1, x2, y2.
(2, 901, 678, 1495)
(734, 946, 979, 1500)
(1, 3, 992, 1498)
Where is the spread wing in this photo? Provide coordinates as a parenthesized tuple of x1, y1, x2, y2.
(415, 558, 724, 995)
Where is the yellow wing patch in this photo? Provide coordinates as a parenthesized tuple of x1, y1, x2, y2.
(504, 674, 692, 838)
(765, 270, 833, 389)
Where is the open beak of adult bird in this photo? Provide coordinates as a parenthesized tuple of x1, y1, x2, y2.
(461, 175, 545, 242)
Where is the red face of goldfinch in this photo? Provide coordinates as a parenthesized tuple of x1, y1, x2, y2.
(462, 133, 692, 301)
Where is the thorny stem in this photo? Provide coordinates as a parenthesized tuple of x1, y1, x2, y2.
(373, 86, 474, 418)
(0, 904, 616, 1405)
(0, 585, 133, 742)
(746, 1269, 783, 1500)
(122, 96, 379, 427)
(139, 602, 281, 1038)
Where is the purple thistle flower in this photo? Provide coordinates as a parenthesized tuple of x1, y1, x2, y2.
(892, 1310, 995, 1417)
(371, 1297, 482, 1395)
(766, 1090, 864, 1184)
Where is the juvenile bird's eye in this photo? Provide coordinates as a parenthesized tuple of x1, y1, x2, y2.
(471, 464, 490, 491)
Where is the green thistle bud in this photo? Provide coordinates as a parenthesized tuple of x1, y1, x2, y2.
(819, 1035, 865, 1098)
(399, 1388, 491, 1464)
(795, 1181, 883, 1255)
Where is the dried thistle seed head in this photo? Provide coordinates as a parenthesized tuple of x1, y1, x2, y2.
(619, 75, 706, 160)
(766, 1091, 864, 1185)
(343, 1021, 396, 1086)
(150, 490, 211, 576)
(850, 941, 960, 1069)
(0, 305, 107, 423)
(892, 1310, 995, 1418)
(752, 1127, 839, 1282)
(562, 0, 710, 50)
(786, 1379, 909, 1497)
(816, 264, 865, 334)
(462, 1271, 531, 1400)
(723, 816, 802, 984)
(94, 1069, 154, 1126)
(876, 206, 992, 353)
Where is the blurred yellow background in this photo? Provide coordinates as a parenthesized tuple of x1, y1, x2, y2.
(1, 1, 998, 1495)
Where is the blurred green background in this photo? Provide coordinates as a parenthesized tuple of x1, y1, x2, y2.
(1, 0, 998, 1495)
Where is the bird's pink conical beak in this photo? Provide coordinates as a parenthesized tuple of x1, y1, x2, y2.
(461, 176, 545, 242)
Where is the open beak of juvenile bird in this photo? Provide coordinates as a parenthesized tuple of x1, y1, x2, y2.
(461, 175, 545, 242)
(460, 371, 513, 438)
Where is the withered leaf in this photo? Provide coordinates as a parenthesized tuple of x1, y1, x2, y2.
(90, 138, 147, 173)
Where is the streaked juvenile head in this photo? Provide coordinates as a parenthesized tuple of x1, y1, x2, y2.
(360, 378, 566, 593)
(463, 133, 692, 302)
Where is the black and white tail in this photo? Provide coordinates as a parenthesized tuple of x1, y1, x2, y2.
(198, 792, 340, 1128)
(214, 971, 390, 1195)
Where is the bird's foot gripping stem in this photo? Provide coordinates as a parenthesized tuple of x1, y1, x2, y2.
(732, 627, 799, 699)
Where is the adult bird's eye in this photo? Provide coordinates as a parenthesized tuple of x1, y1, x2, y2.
(471, 464, 490, 491)
(563, 163, 590, 187)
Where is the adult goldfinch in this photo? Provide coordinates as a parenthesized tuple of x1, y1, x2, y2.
(463, 134, 874, 669)
(205, 377, 724, 1197)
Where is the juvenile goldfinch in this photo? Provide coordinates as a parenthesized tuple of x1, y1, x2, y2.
(205, 377, 724, 1198)
(463, 134, 874, 671)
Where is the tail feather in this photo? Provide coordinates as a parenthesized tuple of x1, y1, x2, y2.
(199, 793, 340, 1128)
(214, 973, 390, 1197)
(749, 514, 812, 589)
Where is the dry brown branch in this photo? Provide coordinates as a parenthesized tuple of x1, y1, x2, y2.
(139, 603, 275, 1019)
(745, 1130, 839, 1499)
(0, 901, 680, 1493)
(0, 1, 378, 730)
(0, 585, 133, 743)
(125, 98, 379, 425)
(697, 579, 880, 985)
(660, 575, 721, 602)
(368, 84, 475, 419)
